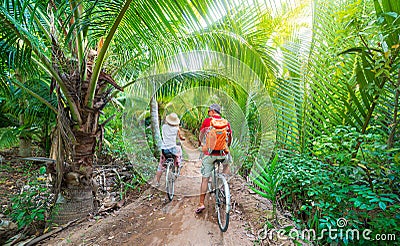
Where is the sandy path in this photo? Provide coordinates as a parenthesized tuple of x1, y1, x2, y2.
(119, 142, 252, 245)
(40, 139, 281, 246)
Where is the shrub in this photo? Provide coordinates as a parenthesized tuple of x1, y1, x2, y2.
(7, 166, 53, 230)
(276, 152, 400, 245)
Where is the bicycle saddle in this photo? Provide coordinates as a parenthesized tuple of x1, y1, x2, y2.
(213, 159, 225, 164)
(162, 149, 176, 159)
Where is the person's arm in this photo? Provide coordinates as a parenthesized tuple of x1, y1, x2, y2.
(198, 128, 206, 146)
(227, 123, 232, 147)
(178, 128, 185, 140)
(198, 118, 210, 146)
(199, 118, 210, 131)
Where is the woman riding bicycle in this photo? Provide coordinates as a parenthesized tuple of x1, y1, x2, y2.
(154, 113, 185, 187)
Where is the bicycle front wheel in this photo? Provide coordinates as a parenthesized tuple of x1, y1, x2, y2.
(215, 175, 230, 232)
(166, 163, 175, 201)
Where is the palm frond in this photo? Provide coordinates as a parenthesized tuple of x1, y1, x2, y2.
(0, 127, 20, 149)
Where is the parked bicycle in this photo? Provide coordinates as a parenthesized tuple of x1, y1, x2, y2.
(162, 149, 182, 201)
(207, 158, 231, 232)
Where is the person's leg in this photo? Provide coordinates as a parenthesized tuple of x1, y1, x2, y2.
(155, 153, 166, 186)
(222, 164, 230, 174)
(198, 176, 209, 208)
(222, 153, 232, 174)
(159, 152, 166, 167)
(155, 170, 162, 184)
(175, 146, 182, 167)
(196, 155, 214, 213)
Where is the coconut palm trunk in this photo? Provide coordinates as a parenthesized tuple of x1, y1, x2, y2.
(18, 114, 32, 157)
(150, 96, 162, 156)
(53, 99, 99, 224)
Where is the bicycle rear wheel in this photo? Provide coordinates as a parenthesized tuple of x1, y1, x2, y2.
(215, 175, 230, 232)
(166, 162, 175, 201)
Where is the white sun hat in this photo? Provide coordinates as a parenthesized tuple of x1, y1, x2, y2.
(165, 113, 180, 126)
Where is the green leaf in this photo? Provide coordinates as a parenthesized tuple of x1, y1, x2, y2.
(39, 166, 46, 175)
(354, 200, 362, 208)
(369, 198, 380, 203)
(379, 197, 395, 203)
(378, 201, 386, 210)
(360, 204, 367, 210)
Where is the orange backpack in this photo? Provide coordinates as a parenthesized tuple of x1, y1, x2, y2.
(202, 118, 230, 154)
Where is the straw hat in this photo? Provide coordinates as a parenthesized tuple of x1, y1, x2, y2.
(165, 113, 180, 126)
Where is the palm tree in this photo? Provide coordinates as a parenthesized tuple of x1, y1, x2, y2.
(249, 0, 400, 225)
(1, 0, 134, 223)
(300, 0, 400, 155)
(0, 75, 56, 156)
(250, 0, 400, 155)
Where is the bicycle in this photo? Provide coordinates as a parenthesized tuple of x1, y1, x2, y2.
(207, 158, 231, 232)
(162, 150, 181, 201)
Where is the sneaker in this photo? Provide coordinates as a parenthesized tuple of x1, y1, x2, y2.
(177, 165, 183, 175)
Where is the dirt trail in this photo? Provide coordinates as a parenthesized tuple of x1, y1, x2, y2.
(40, 140, 289, 246)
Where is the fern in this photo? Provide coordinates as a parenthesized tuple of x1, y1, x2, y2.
(0, 127, 20, 149)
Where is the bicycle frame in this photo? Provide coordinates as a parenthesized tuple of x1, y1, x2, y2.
(164, 156, 180, 201)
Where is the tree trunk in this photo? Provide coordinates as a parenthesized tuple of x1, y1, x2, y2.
(51, 109, 99, 225)
(19, 137, 31, 157)
(150, 96, 162, 155)
(18, 114, 31, 157)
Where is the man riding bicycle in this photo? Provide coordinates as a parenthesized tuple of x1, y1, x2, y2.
(195, 104, 232, 214)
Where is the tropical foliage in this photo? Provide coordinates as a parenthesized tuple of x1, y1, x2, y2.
(0, 0, 399, 244)
(251, 0, 400, 244)
(0, 76, 56, 155)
